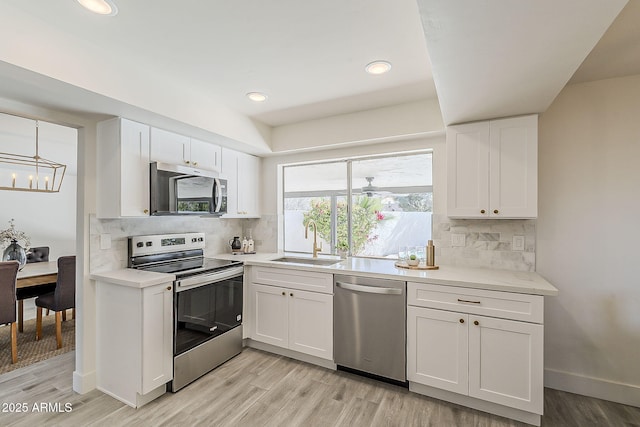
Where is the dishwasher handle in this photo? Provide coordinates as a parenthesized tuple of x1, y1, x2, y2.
(335, 281, 403, 295)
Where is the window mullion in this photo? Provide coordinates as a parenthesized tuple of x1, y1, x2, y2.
(347, 160, 352, 256)
(330, 195, 337, 255)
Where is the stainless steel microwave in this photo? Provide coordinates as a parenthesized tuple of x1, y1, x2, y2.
(150, 162, 227, 216)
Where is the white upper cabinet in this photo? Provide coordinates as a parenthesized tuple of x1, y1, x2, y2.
(190, 138, 221, 172)
(97, 118, 150, 218)
(149, 127, 190, 165)
(238, 152, 260, 217)
(150, 128, 221, 172)
(221, 148, 260, 218)
(447, 114, 537, 218)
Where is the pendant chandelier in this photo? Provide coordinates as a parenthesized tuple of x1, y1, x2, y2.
(0, 117, 66, 193)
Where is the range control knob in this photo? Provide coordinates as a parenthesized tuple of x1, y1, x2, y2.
(146, 241, 152, 247)
(136, 242, 143, 248)
(198, 237, 204, 242)
(192, 238, 197, 243)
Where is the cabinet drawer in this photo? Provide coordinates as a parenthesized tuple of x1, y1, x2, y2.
(408, 282, 543, 323)
(252, 267, 333, 294)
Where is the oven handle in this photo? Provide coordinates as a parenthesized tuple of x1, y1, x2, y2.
(175, 266, 244, 292)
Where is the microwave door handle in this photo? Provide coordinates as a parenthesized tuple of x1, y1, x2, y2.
(213, 178, 221, 213)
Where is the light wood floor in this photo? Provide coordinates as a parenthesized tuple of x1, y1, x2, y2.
(0, 348, 639, 427)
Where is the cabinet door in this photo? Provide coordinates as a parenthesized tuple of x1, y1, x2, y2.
(407, 306, 469, 394)
(237, 152, 260, 217)
(141, 283, 173, 394)
(220, 148, 260, 218)
(489, 115, 538, 218)
(288, 289, 333, 360)
(446, 121, 490, 218)
(120, 119, 150, 217)
(251, 283, 288, 348)
(468, 315, 543, 414)
(149, 127, 190, 165)
(221, 148, 239, 217)
(190, 138, 221, 172)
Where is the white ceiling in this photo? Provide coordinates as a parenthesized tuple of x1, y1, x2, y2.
(0, 0, 638, 151)
(0, 0, 434, 128)
(569, 0, 640, 84)
(416, 0, 628, 125)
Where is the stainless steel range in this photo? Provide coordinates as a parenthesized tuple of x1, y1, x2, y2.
(128, 232, 244, 392)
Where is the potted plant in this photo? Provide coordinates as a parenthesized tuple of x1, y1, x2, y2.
(407, 254, 420, 266)
(336, 241, 349, 259)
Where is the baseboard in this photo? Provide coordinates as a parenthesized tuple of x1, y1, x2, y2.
(545, 368, 640, 408)
(245, 339, 337, 371)
(73, 369, 96, 394)
(409, 382, 541, 426)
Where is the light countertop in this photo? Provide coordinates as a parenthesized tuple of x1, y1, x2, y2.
(91, 269, 176, 289)
(214, 252, 559, 296)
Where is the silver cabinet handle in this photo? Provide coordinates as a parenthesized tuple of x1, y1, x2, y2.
(336, 281, 402, 295)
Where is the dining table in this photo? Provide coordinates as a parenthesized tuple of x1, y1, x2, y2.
(16, 261, 58, 332)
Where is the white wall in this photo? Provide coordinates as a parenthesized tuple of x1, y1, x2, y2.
(0, 114, 77, 260)
(538, 74, 640, 406)
(271, 99, 444, 153)
(0, 176, 77, 260)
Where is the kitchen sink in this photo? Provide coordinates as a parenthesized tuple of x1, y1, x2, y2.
(271, 256, 341, 266)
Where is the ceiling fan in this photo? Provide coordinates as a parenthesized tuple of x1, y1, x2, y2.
(361, 177, 389, 197)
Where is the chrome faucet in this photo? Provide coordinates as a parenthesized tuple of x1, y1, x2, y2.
(305, 220, 322, 258)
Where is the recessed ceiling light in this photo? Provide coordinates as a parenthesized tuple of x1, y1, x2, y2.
(77, 0, 118, 16)
(365, 60, 392, 75)
(246, 92, 268, 102)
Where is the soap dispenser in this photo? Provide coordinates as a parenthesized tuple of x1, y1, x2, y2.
(247, 229, 255, 253)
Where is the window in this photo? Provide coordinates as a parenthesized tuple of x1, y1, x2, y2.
(283, 152, 432, 258)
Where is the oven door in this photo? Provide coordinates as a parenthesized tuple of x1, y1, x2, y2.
(174, 266, 243, 356)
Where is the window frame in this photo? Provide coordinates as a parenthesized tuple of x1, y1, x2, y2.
(282, 150, 433, 258)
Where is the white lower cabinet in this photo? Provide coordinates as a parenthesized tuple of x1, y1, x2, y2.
(407, 306, 469, 395)
(407, 282, 544, 425)
(249, 267, 333, 360)
(95, 279, 173, 408)
(468, 315, 543, 413)
(252, 283, 288, 347)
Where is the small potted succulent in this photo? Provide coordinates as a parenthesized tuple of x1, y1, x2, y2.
(336, 241, 349, 259)
(407, 254, 420, 266)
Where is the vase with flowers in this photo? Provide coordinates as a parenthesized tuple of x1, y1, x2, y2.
(1, 219, 31, 270)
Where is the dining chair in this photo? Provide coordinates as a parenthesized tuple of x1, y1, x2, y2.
(0, 261, 20, 363)
(35, 256, 75, 349)
(17, 246, 56, 332)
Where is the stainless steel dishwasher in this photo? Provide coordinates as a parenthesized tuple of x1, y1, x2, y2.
(333, 274, 407, 384)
